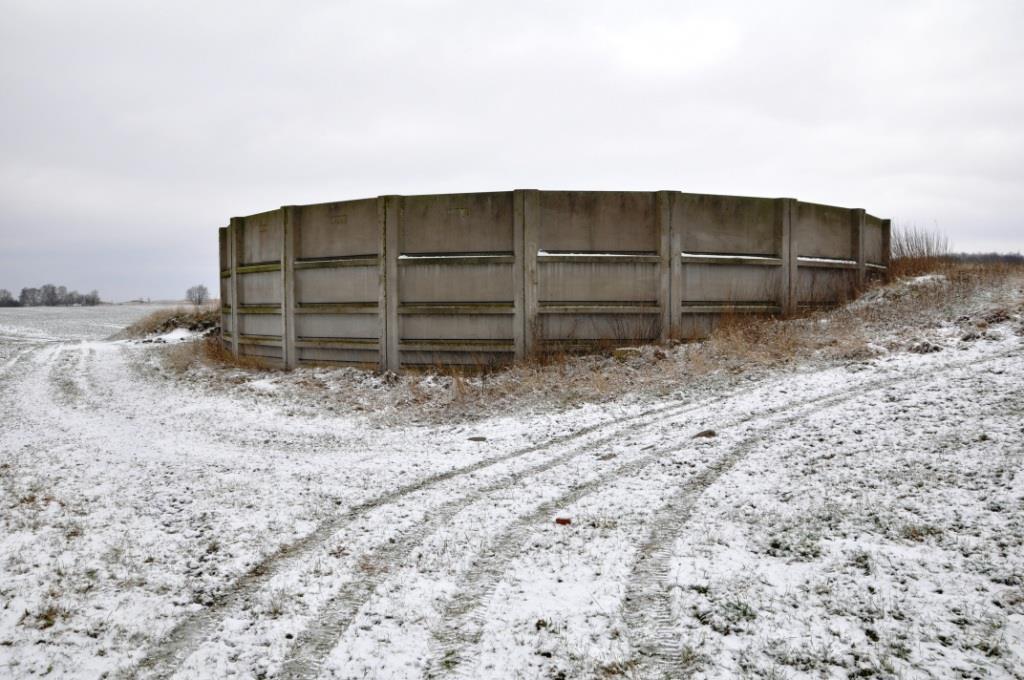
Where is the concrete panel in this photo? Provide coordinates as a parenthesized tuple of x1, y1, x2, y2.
(295, 314, 379, 339)
(538, 262, 658, 302)
(401, 314, 513, 340)
(239, 271, 282, 305)
(539, 191, 657, 252)
(296, 199, 380, 259)
(864, 215, 884, 265)
(222, 316, 233, 335)
(298, 347, 379, 365)
(218, 228, 229, 270)
(682, 264, 782, 303)
(238, 314, 282, 336)
(399, 350, 513, 367)
(541, 314, 662, 341)
(795, 202, 854, 260)
(677, 313, 716, 339)
(295, 267, 378, 304)
(866, 267, 887, 283)
(797, 267, 858, 304)
(400, 192, 514, 254)
(674, 193, 777, 256)
(241, 209, 283, 264)
(241, 344, 282, 360)
(400, 263, 514, 303)
(220, 278, 231, 309)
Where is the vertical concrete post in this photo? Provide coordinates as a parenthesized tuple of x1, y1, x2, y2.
(512, 190, 527, 360)
(376, 198, 388, 371)
(668, 192, 684, 339)
(229, 216, 242, 358)
(775, 198, 795, 316)
(382, 195, 401, 372)
(218, 227, 229, 349)
(521, 190, 540, 356)
(851, 208, 866, 290)
(656, 190, 672, 343)
(282, 206, 298, 369)
(781, 199, 799, 316)
(881, 218, 893, 281)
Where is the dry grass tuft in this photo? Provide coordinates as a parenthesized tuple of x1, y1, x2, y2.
(890, 225, 950, 278)
(117, 304, 281, 375)
(116, 304, 219, 339)
(687, 305, 871, 373)
(159, 334, 274, 374)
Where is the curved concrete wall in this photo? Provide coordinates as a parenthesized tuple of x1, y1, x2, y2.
(219, 190, 890, 370)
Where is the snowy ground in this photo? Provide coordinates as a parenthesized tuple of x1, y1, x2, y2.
(1, 281, 1023, 679)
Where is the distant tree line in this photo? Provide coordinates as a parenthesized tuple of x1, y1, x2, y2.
(947, 252, 1024, 265)
(0, 285, 101, 307)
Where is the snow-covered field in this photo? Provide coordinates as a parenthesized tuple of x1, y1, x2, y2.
(1, 281, 1022, 679)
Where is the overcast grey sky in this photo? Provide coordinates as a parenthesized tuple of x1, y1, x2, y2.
(1, 1, 1021, 301)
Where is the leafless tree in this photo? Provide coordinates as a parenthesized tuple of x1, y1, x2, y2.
(40, 283, 58, 306)
(12, 285, 99, 306)
(186, 284, 210, 307)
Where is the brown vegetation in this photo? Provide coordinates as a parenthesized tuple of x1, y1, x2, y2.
(889, 225, 951, 278)
(148, 227, 1023, 423)
(118, 304, 279, 374)
(115, 305, 219, 339)
(163, 334, 273, 373)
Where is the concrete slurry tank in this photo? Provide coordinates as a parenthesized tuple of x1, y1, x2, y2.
(218, 190, 890, 370)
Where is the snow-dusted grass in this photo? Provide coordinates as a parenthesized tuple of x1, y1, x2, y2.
(114, 305, 219, 340)
(0, 274, 1022, 679)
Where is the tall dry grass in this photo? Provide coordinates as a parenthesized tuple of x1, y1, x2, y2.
(890, 225, 950, 278)
(116, 304, 220, 339)
(163, 334, 273, 373)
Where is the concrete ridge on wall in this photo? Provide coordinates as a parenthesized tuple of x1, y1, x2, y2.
(219, 190, 890, 371)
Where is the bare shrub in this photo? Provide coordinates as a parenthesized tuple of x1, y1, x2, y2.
(186, 284, 210, 307)
(890, 225, 950, 277)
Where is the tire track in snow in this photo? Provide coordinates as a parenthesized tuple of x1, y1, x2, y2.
(0, 343, 94, 457)
(424, 381, 875, 677)
(0, 345, 42, 440)
(130, 382, 751, 679)
(423, 348, 1021, 678)
(0, 345, 40, 401)
(274, 392, 749, 679)
(48, 343, 87, 407)
(620, 350, 1020, 680)
(0, 345, 36, 377)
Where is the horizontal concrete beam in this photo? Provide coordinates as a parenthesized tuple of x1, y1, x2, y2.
(295, 302, 378, 314)
(294, 256, 379, 270)
(236, 262, 282, 274)
(398, 303, 514, 315)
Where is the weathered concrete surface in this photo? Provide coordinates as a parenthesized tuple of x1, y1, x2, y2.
(864, 214, 885, 265)
(220, 190, 889, 369)
(673, 193, 777, 256)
